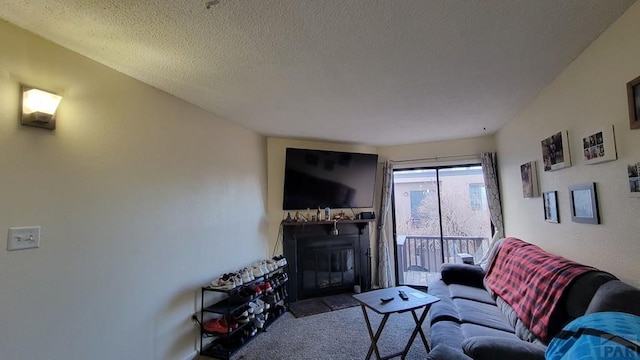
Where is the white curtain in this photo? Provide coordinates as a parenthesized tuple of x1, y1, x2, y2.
(477, 152, 504, 268)
(377, 160, 395, 288)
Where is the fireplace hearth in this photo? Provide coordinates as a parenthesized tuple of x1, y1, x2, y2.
(282, 220, 373, 301)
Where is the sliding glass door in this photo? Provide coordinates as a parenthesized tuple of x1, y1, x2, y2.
(392, 165, 491, 287)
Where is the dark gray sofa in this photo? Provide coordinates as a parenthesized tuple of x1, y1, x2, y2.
(425, 238, 640, 360)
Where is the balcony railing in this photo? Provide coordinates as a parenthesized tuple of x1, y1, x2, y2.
(396, 235, 487, 285)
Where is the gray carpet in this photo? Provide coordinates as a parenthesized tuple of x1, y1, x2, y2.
(289, 293, 361, 318)
(198, 304, 432, 360)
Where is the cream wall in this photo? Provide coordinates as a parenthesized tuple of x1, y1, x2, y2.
(496, 1, 640, 287)
(0, 21, 268, 360)
(266, 138, 376, 257)
(378, 135, 496, 163)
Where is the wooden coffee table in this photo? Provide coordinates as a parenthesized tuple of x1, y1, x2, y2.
(352, 285, 440, 360)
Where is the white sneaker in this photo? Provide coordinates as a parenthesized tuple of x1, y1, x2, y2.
(251, 264, 264, 278)
(259, 261, 270, 274)
(233, 272, 243, 286)
(248, 301, 263, 315)
(257, 298, 270, 310)
(210, 273, 235, 290)
(241, 268, 253, 283)
(266, 259, 278, 270)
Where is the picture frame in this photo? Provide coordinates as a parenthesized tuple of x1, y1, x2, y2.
(627, 75, 640, 130)
(582, 125, 617, 165)
(543, 191, 559, 223)
(627, 162, 640, 197)
(520, 161, 539, 198)
(541, 131, 571, 171)
(569, 183, 600, 224)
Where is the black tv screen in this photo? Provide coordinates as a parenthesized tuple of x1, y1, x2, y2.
(283, 148, 378, 210)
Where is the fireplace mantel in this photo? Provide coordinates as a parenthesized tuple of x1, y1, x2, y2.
(282, 219, 373, 302)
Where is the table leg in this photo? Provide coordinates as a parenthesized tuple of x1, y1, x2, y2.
(400, 307, 430, 359)
(361, 304, 390, 360)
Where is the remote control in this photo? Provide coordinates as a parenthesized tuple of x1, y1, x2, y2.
(399, 290, 409, 300)
(380, 296, 394, 302)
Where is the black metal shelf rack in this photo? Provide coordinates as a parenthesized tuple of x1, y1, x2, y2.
(198, 265, 289, 359)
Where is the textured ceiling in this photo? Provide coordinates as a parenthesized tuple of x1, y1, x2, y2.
(0, 0, 636, 146)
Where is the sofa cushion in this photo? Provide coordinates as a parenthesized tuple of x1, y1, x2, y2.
(564, 271, 617, 318)
(460, 323, 520, 340)
(430, 321, 466, 349)
(428, 280, 463, 324)
(462, 336, 546, 360)
(429, 295, 462, 325)
(455, 299, 514, 333)
(585, 280, 640, 315)
(428, 279, 453, 298)
(496, 296, 539, 343)
(426, 344, 473, 360)
(449, 284, 496, 305)
(441, 263, 486, 288)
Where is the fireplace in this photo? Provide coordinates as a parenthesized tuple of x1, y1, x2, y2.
(282, 220, 372, 301)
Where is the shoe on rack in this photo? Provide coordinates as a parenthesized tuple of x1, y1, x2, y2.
(264, 293, 277, 306)
(203, 317, 236, 334)
(250, 283, 263, 296)
(219, 316, 238, 330)
(273, 255, 288, 268)
(248, 301, 264, 315)
(277, 273, 289, 284)
(233, 272, 244, 287)
(233, 309, 250, 324)
(240, 268, 253, 283)
(266, 259, 278, 271)
(257, 298, 270, 310)
(229, 288, 253, 304)
(259, 261, 270, 274)
(210, 273, 236, 290)
(251, 314, 265, 329)
(242, 285, 259, 299)
(256, 281, 272, 293)
(251, 264, 265, 278)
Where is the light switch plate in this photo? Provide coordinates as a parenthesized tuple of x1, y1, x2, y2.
(7, 226, 41, 251)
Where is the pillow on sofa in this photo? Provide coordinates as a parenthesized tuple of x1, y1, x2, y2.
(440, 263, 486, 288)
(462, 336, 546, 360)
(585, 280, 640, 315)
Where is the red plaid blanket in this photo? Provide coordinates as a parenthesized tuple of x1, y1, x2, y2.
(484, 237, 598, 342)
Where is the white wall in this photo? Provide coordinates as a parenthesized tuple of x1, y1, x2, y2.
(0, 20, 268, 360)
(497, 1, 640, 287)
(266, 138, 376, 257)
(377, 135, 496, 163)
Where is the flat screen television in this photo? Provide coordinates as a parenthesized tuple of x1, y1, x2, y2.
(283, 148, 378, 210)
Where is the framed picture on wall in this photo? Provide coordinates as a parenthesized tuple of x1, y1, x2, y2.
(569, 183, 600, 224)
(543, 191, 559, 223)
(582, 125, 617, 165)
(627, 162, 640, 197)
(520, 161, 539, 198)
(541, 131, 571, 171)
(627, 75, 640, 130)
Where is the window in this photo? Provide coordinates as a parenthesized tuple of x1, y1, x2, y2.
(410, 190, 428, 218)
(469, 183, 487, 211)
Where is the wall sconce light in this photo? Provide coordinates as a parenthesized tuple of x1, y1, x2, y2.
(20, 85, 62, 130)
